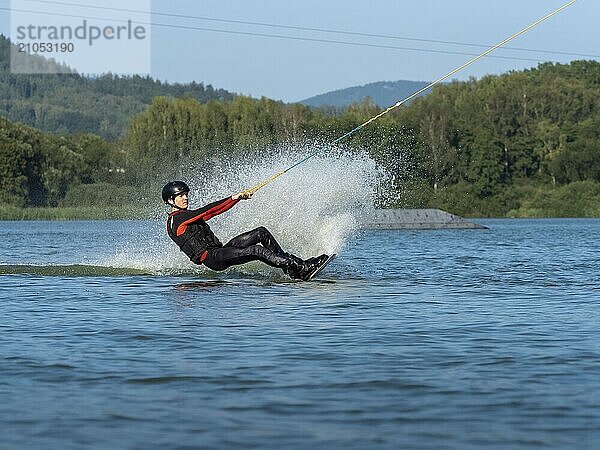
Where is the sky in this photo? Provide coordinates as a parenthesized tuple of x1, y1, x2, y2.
(1, 0, 598, 102)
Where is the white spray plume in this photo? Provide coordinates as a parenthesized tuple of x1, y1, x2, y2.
(103, 144, 381, 275)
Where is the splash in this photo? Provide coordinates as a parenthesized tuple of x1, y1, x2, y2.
(103, 143, 381, 275)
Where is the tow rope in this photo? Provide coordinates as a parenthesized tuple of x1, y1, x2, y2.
(242, 0, 576, 196)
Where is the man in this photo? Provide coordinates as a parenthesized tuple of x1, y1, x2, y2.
(162, 181, 329, 280)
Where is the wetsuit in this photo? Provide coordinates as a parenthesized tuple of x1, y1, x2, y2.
(166, 196, 292, 271)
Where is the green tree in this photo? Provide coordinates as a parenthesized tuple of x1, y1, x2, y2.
(465, 132, 506, 197)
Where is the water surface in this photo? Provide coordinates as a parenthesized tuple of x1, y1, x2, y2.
(1, 219, 599, 449)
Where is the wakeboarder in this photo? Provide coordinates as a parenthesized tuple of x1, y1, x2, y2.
(162, 181, 330, 280)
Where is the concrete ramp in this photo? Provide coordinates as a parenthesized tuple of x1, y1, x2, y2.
(359, 209, 487, 230)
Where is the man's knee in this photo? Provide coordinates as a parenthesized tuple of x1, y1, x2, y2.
(254, 226, 271, 239)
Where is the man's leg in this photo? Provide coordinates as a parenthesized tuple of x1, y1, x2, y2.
(223, 227, 284, 254)
(223, 226, 307, 275)
(209, 227, 329, 279)
(203, 244, 292, 272)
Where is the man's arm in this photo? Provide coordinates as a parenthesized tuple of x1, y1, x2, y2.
(171, 196, 240, 237)
(195, 196, 240, 221)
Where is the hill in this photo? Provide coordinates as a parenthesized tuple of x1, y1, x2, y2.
(0, 35, 235, 140)
(299, 80, 430, 108)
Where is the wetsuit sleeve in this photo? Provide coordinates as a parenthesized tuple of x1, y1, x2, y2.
(170, 196, 240, 237)
(196, 196, 240, 221)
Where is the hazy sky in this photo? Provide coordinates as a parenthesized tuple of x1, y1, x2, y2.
(1, 0, 598, 102)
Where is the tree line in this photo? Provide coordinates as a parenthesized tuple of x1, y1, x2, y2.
(1, 59, 600, 217)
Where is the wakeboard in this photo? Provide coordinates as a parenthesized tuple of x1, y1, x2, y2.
(306, 254, 337, 281)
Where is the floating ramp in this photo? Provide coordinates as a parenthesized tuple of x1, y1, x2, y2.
(359, 209, 487, 230)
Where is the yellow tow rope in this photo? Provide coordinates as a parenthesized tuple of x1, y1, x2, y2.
(242, 0, 577, 197)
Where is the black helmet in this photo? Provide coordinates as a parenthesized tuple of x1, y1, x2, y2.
(162, 181, 190, 203)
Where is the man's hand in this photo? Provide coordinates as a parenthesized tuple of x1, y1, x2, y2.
(232, 190, 253, 200)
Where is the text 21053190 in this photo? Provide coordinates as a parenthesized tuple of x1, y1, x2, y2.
(17, 42, 75, 53)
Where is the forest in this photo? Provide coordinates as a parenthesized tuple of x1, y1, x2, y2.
(1, 52, 600, 218)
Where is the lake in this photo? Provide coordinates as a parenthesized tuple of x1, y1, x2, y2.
(1, 219, 599, 449)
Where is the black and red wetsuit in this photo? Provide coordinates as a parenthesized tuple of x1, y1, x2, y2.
(166, 196, 291, 271)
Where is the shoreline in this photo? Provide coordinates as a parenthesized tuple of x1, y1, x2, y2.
(1, 206, 599, 222)
(0, 206, 157, 221)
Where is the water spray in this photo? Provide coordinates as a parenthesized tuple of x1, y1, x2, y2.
(242, 0, 577, 196)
